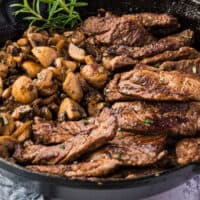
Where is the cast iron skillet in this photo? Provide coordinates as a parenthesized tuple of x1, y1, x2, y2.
(1, 0, 200, 199)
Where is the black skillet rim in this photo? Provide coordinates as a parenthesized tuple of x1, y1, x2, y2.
(0, 157, 199, 190)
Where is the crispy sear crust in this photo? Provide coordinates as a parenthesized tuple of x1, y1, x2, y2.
(0, 11, 199, 180)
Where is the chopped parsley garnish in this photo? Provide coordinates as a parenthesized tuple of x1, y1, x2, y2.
(192, 66, 197, 74)
(153, 63, 160, 68)
(59, 144, 65, 150)
(143, 118, 154, 124)
(116, 127, 122, 132)
(160, 77, 165, 82)
(37, 73, 44, 80)
(118, 153, 122, 160)
(82, 118, 89, 125)
(0, 116, 9, 126)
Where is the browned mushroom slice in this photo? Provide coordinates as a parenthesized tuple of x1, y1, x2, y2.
(80, 63, 109, 88)
(27, 27, 48, 47)
(68, 43, 86, 62)
(0, 113, 15, 135)
(22, 61, 42, 78)
(0, 63, 8, 78)
(12, 76, 38, 104)
(36, 69, 58, 96)
(32, 47, 57, 67)
(62, 72, 83, 102)
(58, 98, 86, 121)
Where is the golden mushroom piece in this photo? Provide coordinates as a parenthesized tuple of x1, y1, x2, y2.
(80, 63, 109, 88)
(22, 61, 42, 78)
(68, 42, 86, 62)
(63, 72, 83, 102)
(32, 46, 57, 67)
(0, 63, 8, 78)
(12, 76, 38, 104)
(0, 113, 15, 136)
(36, 68, 58, 96)
(0, 77, 3, 98)
(58, 98, 86, 121)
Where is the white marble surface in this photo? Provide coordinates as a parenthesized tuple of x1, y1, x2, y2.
(144, 176, 200, 200)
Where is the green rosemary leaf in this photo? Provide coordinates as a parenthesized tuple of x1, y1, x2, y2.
(11, 0, 88, 31)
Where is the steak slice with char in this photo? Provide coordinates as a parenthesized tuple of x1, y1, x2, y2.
(105, 29, 194, 59)
(141, 47, 199, 65)
(104, 74, 132, 102)
(27, 159, 118, 178)
(26, 132, 167, 178)
(105, 64, 200, 101)
(81, 15, 155, 46)
(112, 101, 200, 136)
(103, 55, 138, 71)
(82, 13, 179, 35)
(123, 13, 179, 27)
(159, 58, 200, 74)
(33, 117, 96, 145)
(13, 109, 117, 165)
(88, 132, 167, 166)
(176, 138, 200, 165)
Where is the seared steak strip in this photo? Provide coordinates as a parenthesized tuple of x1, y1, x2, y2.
(141, 47, 199, 65)
(123, 13, 179, 27)
(26, 132, 167, 178)
(81, 15, 155, 46)
(105, 64, 200, 101)
(159, 58, 200, 73)
(105, 29, 194, 59)
(103, 55, 138, 71)
(82, 13, 179, 36)
(176, 138, 200, 165)
(33, 117, 96, 145)
(88, 132, 167, 166)
(112, 102, 200, 136)
(13, 109, 117, 165)
(27, 159, 119, 178)
(104, 74, 132, 102)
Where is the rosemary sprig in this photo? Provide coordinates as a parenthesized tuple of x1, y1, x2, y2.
(10, 0, 88, 31)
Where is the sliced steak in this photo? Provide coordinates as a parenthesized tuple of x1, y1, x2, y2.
(26, 159, 119, 178)
(33, 117, 96, 145)
(82, 16, 155, 46)
(88, 167, 167, 181)
(13, 109, 117, 165)
(105, 64, 200, 101)
(104, 74, 132, 102)
(89, 132, 167, 166)
(159, 58, 200, 74)
(123, 13, 179, 28)
(26, 132, 167, 178)
(82, 13, 178, 35)
(141, 47, 199, 65)
(103, 55, 138, 71)
(105, 29, 194, 59)
(176, 138, 200, 165)
(112, 101, 200, 136)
